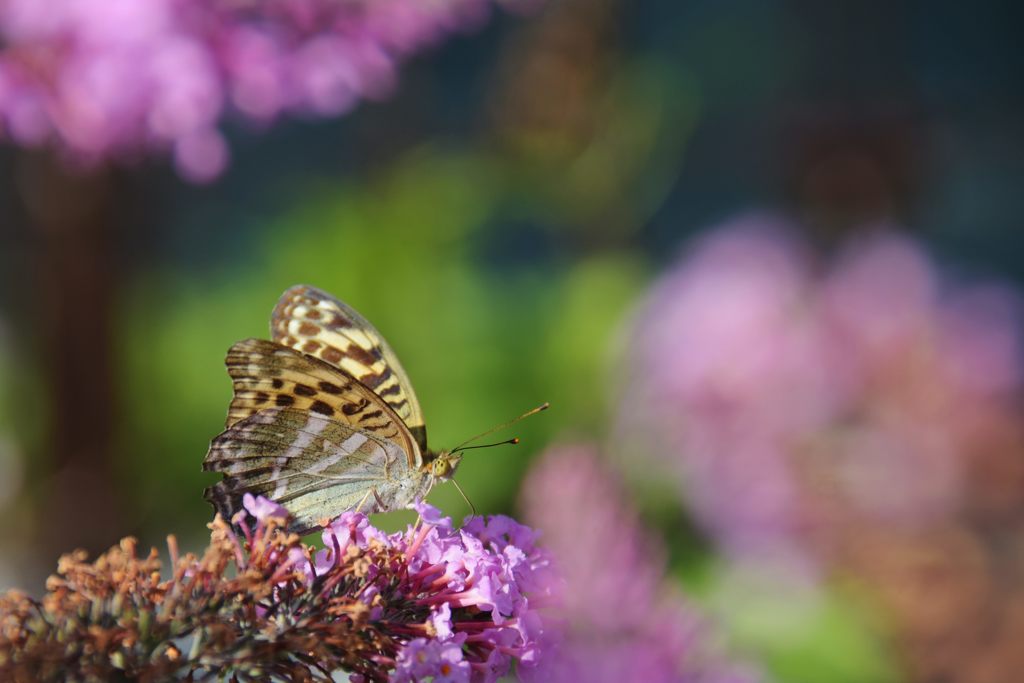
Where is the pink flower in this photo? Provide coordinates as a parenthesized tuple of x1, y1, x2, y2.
(623, 217, 1024, 566)
(392, 636, 471, 683)
(234, 497, 558, 682)
(429, 602, 453, 640)
(241, 491, 288, 522)
(0, 0, 543, 181)
(0, 492, 557, 681)
(520, 446, 759, 683)
(414, 499, 452, 528)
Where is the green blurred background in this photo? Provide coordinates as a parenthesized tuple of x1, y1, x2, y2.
(1, 1, 1022, 681)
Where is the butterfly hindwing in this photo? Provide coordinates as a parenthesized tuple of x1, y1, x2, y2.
(204, 408, 430, 534)
(223, 338, 421, 466)
(271, 285, 428, 452)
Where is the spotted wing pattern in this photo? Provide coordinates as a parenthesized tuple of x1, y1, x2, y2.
(271, 285, 428, 452)
(223, 338, 420, 467)
(204, 408, 431, 534)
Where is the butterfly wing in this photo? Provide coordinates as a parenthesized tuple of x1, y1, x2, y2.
(222, 338, 421, 467)
(204, 408, 431, 534)
(271, 285, 428, 453)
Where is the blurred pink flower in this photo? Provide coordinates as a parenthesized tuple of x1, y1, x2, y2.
(520, 445, 758, 683)
(0, 0, 538, 181)
(623, 216, 1024, 564)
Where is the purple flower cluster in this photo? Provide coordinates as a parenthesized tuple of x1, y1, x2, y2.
(241, 494, 555, 682)
(0, 0, 537, 181)
(520, 445, 758, 683)
(0, 490, 556, 681)
(622, 216, 1024, 564)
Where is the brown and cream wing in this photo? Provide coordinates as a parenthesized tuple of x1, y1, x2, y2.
(223, 338, 421, 467)
(204, 408, 429, 535)
(271, 285, 427, 452)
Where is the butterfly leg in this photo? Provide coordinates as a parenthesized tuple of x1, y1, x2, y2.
(355, 488, 374, 513)
(354, 487, 386, 514)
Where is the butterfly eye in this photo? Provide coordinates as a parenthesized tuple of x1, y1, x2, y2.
(432, 459, 448, 477)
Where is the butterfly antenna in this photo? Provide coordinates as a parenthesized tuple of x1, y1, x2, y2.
(451, 437, 519, 454)
(450, 402, 549, 453)
(450, 477, 477, 516)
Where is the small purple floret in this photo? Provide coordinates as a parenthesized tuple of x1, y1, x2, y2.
(242, 492, 288, 523)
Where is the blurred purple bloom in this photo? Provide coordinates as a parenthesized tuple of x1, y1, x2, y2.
(520, 445, 759, 683)
(0, 0, 540, 181)
(623, 216, 1024, 563)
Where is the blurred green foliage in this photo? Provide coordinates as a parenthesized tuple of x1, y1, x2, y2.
(689, 564, 898, 683)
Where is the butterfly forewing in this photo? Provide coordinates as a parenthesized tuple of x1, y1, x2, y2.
(204, 408, 429, 534)
(224, 338, 420, 466)
(271, 285, 428, 452)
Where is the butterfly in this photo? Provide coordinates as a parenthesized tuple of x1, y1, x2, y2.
(203, 285, 544, 534)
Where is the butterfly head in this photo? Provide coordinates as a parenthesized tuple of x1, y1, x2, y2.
(424, 450, 462, 481)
